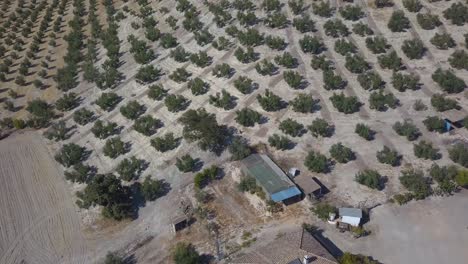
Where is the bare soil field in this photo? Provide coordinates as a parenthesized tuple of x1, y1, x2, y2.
(0, 132, 90, 264)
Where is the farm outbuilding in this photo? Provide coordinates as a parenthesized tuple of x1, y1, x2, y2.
(241, 154, 302, 204)
(339, 208, 362, 227)
(294, 175, 323, 200)
(443, 109, 467, 132)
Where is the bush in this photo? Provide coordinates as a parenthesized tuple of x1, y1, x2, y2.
(388, 10, 410, 32)
(290, 93, 317, 113)
(431, 93, 459, 112)
(95, 93, 121, 111)
(429, 164, 458, 194)
(448, 50, 468, 70)
(234, 76, 256, 94)
(423, 116, 445, 133)
(311, 203, 337, 220)
(209, 90, 235, 110)
(289, 0, 305, 15)
(56, 92, 79, 111)
(268, 134, 293, 150)
(103, 137, 127, 159)
(376, 146, 401, 166)
(265, 35, 287, 50)
(392, 120, 420, 141)
(255, 59, 277, 76)
(188, 78, 209, 96)
(172, 243, 200, 264)
(330, 93, 361, 114)
(339, 5, 363, 21)
(73, 108, 94, 125)
(160, 33, 178, 48)
(455, 170, 468, 188)
(430, 33, 455, 50)
(448, 143, 468, 168)
(212, 36, 231, 50)
(323, 70, 346, 90)
(323, 19, 349, 38)
(345, 54, 369, 73)
(308, 118, 333, 137)
(378, 50, 402, 71)
(431, 68, 466, 94)
(234, 47, 257, 63)
(265, 12, 288, 28)
(194, 29, 213, 46)
(257, 89, 284, 112)
(164, 94, 189, 112)
(357, 71, 384, 91)
(413, 100, 427, 111)
(292, 15, 316, 33)
(170, 46, 190, 62)
(190, 51, 211, 68)
(262, 0, 281, 12)
(339, 253, 380, 264)
(116, 156, 145, 181)
(311, 55, 333, 71)
(304, 150, 329, 173)
(26, 99, 55, 127)
(237, 28, 264, 47)
(392, 193, 414, 205)
(355, 123, 374, 140)
(133, 115, 161, 136)
(369, 90, 398, 111)
(169, 68, 191, 83)
(402, 39, 425, 59)
(313, 1, 334, 18)
(151, 132, 179, 152)
(335, 37, 357, 55)
(228, 136, 251, 161)
(55, 143, 87, 167)
(237, 11, 258, 26)
(135, 65, 161, 84)
(402, 0, 421, 12)
(330, 143, 355, 163)
(399, 169, 431, 199)
(283, 70, 303, 89)
(235, 108, 262, 127)
(353, 22, 373, 36)
(279, 118, 304, 137)
(355, 170, 384, 190)
(194, 166, 218, 189)
(175, 154, 196, 172)
(141, 176, 166, 201)
(413, 140, 441, 160)
(92, 120, 118, 139)
(148, 84, 168, 100)
(299, 35, 324, 54)
(443, 2, 468, 26)
(120, 100, 145, 120)
(64, 163, 94, 183)
(274, 52, 297, 68)
(392, 72, 420, 92)
(212, 63, 233, 78)
(417, 13, 441, 30)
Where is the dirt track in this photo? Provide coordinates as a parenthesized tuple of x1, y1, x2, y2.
(0, 132, 90, 264)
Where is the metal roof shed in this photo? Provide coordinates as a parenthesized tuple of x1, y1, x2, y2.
(241, 154, 302, 203)
(339, 208, 362, 227)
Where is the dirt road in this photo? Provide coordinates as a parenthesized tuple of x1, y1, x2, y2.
(0, 132, 91, 264)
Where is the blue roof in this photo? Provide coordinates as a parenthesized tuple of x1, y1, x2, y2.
(271, 186, 301, 202)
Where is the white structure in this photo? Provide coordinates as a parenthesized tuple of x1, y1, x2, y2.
(339, 208, 362, 227)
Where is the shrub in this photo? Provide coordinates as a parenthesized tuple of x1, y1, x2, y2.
(392, 193, 414, 205)
(330, 93, 361, 114)
(392, 120, 420, 141)
(431, 68, 466, 94)
(376, 146, 401, 166)
(290, 93, 317, 113)
(413, 140, 441, 160)
(188, 78, 209, 96)
(169, 68, 191, 83)
(355, 170, 384, 190)
(402, 39, 425, 59)
(311, 55, 333, 71)
(234, 47, 257, 63)
(262, 0, 281, 12)
(212, 63, 233, 78)
(443, 2, 468, 26)
(430, 33, 455, 50)
(283, 70, 303, 89)
(103, 137, 127, 159)
(92, 120, 118, 139)
(417, 13, 441, 30)
(265, 12, 288, 28)
(194, 29, 213, 46)
(95, 93, 121, 111)
(237, 28, 264, 46)
(339, 253, 380, 264)
(160, 33, 178, 48)
(334, 38, 356, 55)
(265, 35, 287, 50)
(257, 89, 284, 112)
(429, 164, 458, 194)
(311, 203, 337, 220)
(133, 115, 161, 136)
(345, 54, 369, 73)
(355, 123, 374, 140)
(304, 150, 329, 173)
(274, 52, 297, 68)
(431, 94, 459, 112)
(292, 15, 316, 33)
(237, 11, 258, 26)
(164, 94, 189, 112)
(413, 100, 427, 111)
(212, 36, 231, 50)
(141, 176, 166, 201)
(357, 71, 384, 91)
(448, 143, 468, 167)
(339, 5, 363, 21)
(56, 92, 79, 111)
(235, 108, 262, 127)
(170, 46, 190, 62)
(399, 169, 431, 199)
(369, 90, 399, 111)
(135, 65, 161, 84)
(312, 1, 334, 18)
(388, 10, 410, 32)
(175, 154, 196, 172)
(116, 156, 146, 181)
(228, 136, 251, 161)
(279, 118, 304, 137)
(209, 89, 235, 110)
(73, 108, 94, 125)
(172, 243, 200, 264)
(151, 132, 180, 152)
(323, 70, 346, 90)
(378, 50, 402, 71)
(329, 143, 355, 163)
(323, 19, 349, 38)
(289, 0, 305, 15)
(455, 170, 468, 188)
(194, 166, 219, 189)
(268, 134, 293, 150)
(299, 35, 325, 54)
(308, 118, 333, 137)
(423, 116, 445, 133)
(55, 143, 87, 167)
(148, 84, 168, 100)
(64, 163, 94, 183)
(190, 51, 211, 68)
(255, 59, 277, 75)
(120, 100, 145, 120)
(402, 0, 422, 12)
(234, 76, 256, 94)
(448, 50, 468, 70)
(366, 36, 390, 54)
(353, 23, 374, 38)
(392, 72, 420, 92)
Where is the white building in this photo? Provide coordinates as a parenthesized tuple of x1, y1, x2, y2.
(339, 208, 362, 227)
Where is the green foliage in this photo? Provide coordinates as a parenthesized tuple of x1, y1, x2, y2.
(413, 100, 427, 111)
(169, 68, 191, 83)
(234, 76, 256, 94)
(128, 36, 155, 64)
(237, 11, 258, 26)
(64, 163, 94, 184)
(212, 63, 233, 78)
(432, 68, 466, 93)
(73, 108, 94, 126)
(339, 5, 364, 21)
(355, 123, 374, 141)
(262, 0, 281, 11)
(345, 54, 369, 73)
(308, 118, 334, 137)
(235, 108, 261, 127)
(430, 33, 455, 50)
(194, 166, 218, 189)
(255, 59, 277, 75)
(323, 19, 349, 38)
(279, 118, 304, 137)
(116, 156, 146, 181)
(392, 193, 414, 205)
(268, 134, 293, 150)
(274, 52, 297, 68)
(44, 121, 71, 141)
(313, 1, 334, 18)
(265, 12, 288, 28)
(103, 137, 127, 159)
(334, 38, 356, 55)
(448, 50, 468, 70)
(355, 170, 384, 190)
(56, 92, 79, 111)
(160, 33, 178, 48)
(55, 143, 87, 168)
(265, 35, 287, 50)
(402, 39, 425, 59)
(212, 36, 231, 51)
(353, 22, 374, 36)
(234, 47, 257, 63)
(92, 120, 118, 139)
(194, 29, 213, 46)
(311, 55, 333, 71)
(376, 146, 401, 167)
(164, 94, 189, 113)
(357, 71, 384, 91)
(311, 203, 337, 221)
(151, 132, 180, 152)
(172, 243, 200, 264)
(135, 65, 161, 84)
(393, 120, 420, 141)
(170, 46, 190, 62)
(455, 170, 468, 188)
(429, 164, 458, 195)
(103, 251, 124, 263)
(148, 84, 168, 101)
(237, 28, 264, 47)
(288, 0, 305, 15)
(339, 252, 379, 264)
(283, 70, 304, 89)
(190, 51, 211, 68)
(188, 78, 209, 96)
(257, 89, 284, 112)
(388, 10, 410, 32)
(133, 115, 161, 136)
(378, 50, 402, 71)
(120, 100, 145, 120)
(413, 140, 441, 160)
(290, 93, 317, 113)
(330, 93, 361, 114)
(292, 15, 316, 33)
(300, 35, 325, 54)
(443, 2, 468, 26)
(392, 72, 420, 92)
(209, 89, 235, 110)
(431, 93, 459, 112)
(448, 143, 468, 168)
(26, 99, 55, 127)
(369, 90, 399, 111)
(76, 174, 132, 220)
(423, 116, 445, 133)
(141, 176, 166, 201)
(402, 0, 422, 12)
(329, 143, 355, 163)
(238, 176, 265, 198)
(399, 169, 431, 199)
(304, 150, 329, 173)
(417, 13, 441, 30)
(228, 136, 251, 161)
(176, 154, 197, 173)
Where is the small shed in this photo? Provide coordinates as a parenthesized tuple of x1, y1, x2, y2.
(443, 109, 467, 131)
(171, 215, 188, 233)
(339, 208, 362, 227)
(294, 175, 323, 200)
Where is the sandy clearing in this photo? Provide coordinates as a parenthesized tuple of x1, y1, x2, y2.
(0, 132, 91, 264)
